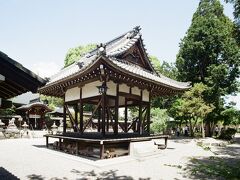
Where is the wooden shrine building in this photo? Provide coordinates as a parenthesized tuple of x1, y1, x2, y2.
(38, 27, 190, 158)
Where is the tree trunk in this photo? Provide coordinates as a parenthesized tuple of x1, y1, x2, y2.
(189, 119, 194, 137)
(201, 120, 205, 138)
(205, 121, 211, 137)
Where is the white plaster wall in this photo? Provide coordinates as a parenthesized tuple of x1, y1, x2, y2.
(142, 89, 149, 102)
(82, 81, 102, 99)
(119, 83, 130, 93)
(106, 81, 116, 96)
(65, 87, 80, 102)
(132, 86, 141, 96)
(119, 96, 125, 106)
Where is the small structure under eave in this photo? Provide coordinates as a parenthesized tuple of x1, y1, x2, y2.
(38, 27, 190, 159)
(17, 102, 52, 130)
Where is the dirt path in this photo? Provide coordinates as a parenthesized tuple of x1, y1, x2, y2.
(0, 135, 239, 179)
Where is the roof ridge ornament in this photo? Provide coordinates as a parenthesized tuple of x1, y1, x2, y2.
(97, 43, 106, 56)
(133, 26, 141, 33)
(127, 26, 141, 39)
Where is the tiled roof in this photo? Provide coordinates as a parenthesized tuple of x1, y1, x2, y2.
(108, 58, 190, 90)
(44, 26, 190, 90)
(17, 102, 51, 111)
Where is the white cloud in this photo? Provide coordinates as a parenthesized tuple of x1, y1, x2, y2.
(31, 61, 61, 78)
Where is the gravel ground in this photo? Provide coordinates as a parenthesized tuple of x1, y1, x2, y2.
(0, 135, 239, 180)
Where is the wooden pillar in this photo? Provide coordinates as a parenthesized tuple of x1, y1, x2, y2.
(79, 88, 83, 133)
(147, 91, 151, 134)
(138, 90, 143, 134)
(106, 107, 109, 132)
(46, 136, 49, 148)
(100, 142, 105, 159)
(74, 104, 78, 131)
(124, 98, 128, 133)
(114, 84, 119, 135)
(98, 107, 101, 132)
(76, 142, 79, 155)
(63, 97, 67, 133)
(59, 138, 62, 150)
(101, 83, 106, 136)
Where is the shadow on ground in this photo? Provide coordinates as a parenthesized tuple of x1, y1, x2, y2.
(33, 145, 46, 148)
(27, 169, 149, 180)
(170, 136, 194, 144)
(0, 167, 20, 180)
(182, 156, 240, 180)
(213, 145, 240, 156)
(71, 169, 150, 180)
(27, 174, 68, 180)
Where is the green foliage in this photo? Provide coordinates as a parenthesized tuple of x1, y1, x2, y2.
(149, 56, 179, 109)
(64, 44, 97, 67)
(40, 95, 63, 110)
(169, 83, 215, 136)
(176, 0, 240, 127)
(221, 107, 240, 125)
(0, 108, 15, 116)
(149, 56, 178, 80)
(170, 83, 214, 119)
(150, 108, 169, 134)
(218, 128, 237, 140)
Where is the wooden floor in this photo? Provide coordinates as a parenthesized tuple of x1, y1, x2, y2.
(45, 133, 169, 159)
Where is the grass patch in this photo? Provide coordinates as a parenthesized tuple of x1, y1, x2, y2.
(185, 156, 240, 179)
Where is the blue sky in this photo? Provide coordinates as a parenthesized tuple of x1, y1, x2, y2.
(0, 0, 239, 108)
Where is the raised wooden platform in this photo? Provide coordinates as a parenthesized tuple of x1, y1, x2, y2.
(45, 133, 168, 159)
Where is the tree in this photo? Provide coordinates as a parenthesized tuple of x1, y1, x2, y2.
(169, 83, 215, 137)
(176, 0, 240, 136)
(40, 95, 63, 110)
(64, 44, 97, 67)
(149, 56, 179, 109)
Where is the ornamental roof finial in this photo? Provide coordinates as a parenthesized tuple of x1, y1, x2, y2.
(97, 43, 106, 56)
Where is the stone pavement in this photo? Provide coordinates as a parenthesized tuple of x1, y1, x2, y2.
(0, 135, 238, 180)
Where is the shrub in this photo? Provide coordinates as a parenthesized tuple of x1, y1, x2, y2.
(218, 128, 237, 140)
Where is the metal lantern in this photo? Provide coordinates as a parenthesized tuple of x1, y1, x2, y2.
(97, 83, 108, 94)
